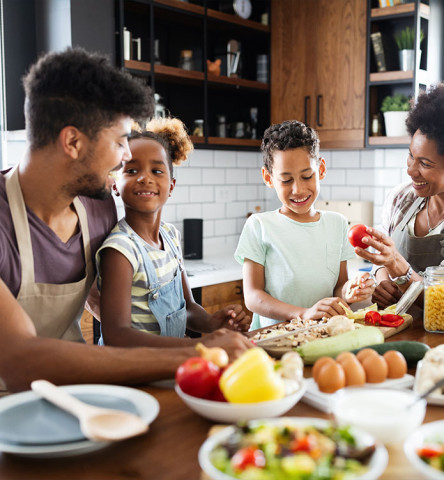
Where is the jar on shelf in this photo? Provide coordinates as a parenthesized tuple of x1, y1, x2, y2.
(179, 50, 194, 71)
(423, 265, 444, 333)
(215, 114, 226, 138)
(193, 119, 204, 137)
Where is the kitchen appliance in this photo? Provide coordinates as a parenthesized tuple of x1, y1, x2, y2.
(183, 219, 203, 260)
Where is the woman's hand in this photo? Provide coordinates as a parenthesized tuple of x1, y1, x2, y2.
(343, 272, 376, 303)
(372, 280, 403, 309)
(302, 298, 349, 321)
(210, 304, 251, 332)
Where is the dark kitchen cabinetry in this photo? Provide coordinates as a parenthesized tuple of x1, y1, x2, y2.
(365, 0, 442, 148)
(117, 0, 271, 150)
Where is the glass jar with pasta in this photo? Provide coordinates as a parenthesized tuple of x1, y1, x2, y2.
(423, 265, 444, 333)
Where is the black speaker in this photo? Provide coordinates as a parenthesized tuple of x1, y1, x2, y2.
(183, 218, 203, 259)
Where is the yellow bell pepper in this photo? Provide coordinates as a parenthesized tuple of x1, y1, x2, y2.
(219, 348, 285, 403)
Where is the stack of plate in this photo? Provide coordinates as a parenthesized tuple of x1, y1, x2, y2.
(0, 385, 159, 458)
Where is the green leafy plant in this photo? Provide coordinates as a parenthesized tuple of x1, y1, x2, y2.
(380, 94, 411, 113)
(394, 27, 424, 50)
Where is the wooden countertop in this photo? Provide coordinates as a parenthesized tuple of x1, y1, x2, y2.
(0, 310, 442, 480)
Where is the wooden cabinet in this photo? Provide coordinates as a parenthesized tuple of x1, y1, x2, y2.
(199, 280, 251, 316)
(117, 0, 271, 150)
(271, 0, 367, 149)
(365, 0, 442, 148)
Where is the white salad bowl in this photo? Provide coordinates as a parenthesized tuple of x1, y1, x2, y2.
(175, 381, 306, 423)
(198, 417, 388, 480)
(404, 420, 444, 480)
(331, 387, 426, 445)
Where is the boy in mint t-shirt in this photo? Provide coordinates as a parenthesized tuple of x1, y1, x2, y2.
(235, 120, 375, 330)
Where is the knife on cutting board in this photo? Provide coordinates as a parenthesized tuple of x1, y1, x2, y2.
(255, 323, 327, 345)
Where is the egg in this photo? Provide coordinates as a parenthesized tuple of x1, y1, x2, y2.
(312, 357, 336, 382)
(383, 350, 407, 378)
(336, 351, 356, 364)
(340, 357, 366, 386)
(356, 348, 379, 363)
(362, 354, 388, 383)
(316, 361, 346, 393)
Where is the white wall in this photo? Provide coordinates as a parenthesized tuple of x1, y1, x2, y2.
(5, 131, 411, 255)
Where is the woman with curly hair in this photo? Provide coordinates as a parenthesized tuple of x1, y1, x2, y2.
(234, 120, 374, 330)
(97, 117, 251, 346)
(353, 84, 444, 308)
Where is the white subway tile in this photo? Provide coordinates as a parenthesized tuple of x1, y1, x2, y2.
(346, 169, 374, 186)
(202, 202, 225, 219)
(226, 201, 248, 218)
(215, 185, 237, 203)
(168, 185, 189, 204)
(204, 236, 228, 256)
(374, 149, 385, 167)
(320, 150, 332, 165)
(176, 167, 202, 185)
(331, 186, 360, 201)
(247, 201, 265, 214)
(226, 168, 247, 185)
(247, 168, 263, 184)
(385, 149, 408, 167)
(236, 185, 258, 201)
(214, 218, 237, 236)
(265, 196, 281, 211)
(375, 169, 401, 186)
(188, 149, 213, 167)
(5, 141, 27, 166)
(374, 205, 384, 227)
(237, 151, 259, 168)
(176, 203, 202, 219)
(318, 187, 332, 200)
(236, 217, 248, 232)
(214, 150, 236, 167)
(400, 169, 411, 183)
(225, 235, 241, 252)
(322, 169, 346, 185)
(162, 204, 177, 223)
(330, 150, 359, 168)
(203, 219, 215, 238)
(202, 168, 226, 184)
(359, 149, 376, 167)
(189, 185, 214, 203)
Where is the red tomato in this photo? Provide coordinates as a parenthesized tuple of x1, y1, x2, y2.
(348, 224, 369, 249)
(175, 357, 220, 399)
(231, 446, 266, 471)
(208, 382, 227, 402)
(364, 310, 382, 325)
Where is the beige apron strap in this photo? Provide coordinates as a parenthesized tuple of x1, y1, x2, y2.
(73, 197, 94, 280)
(4, 166, 36, 283)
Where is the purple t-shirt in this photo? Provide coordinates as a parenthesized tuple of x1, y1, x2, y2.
(0, 171, 117, 297)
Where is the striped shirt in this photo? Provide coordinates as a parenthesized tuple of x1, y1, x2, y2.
(96, 219, 184, 334)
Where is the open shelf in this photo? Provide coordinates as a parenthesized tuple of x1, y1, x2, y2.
(368, 135, 409, 146)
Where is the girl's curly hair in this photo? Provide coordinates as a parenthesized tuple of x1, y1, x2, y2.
(406, 83, 444, 155)
(130, 117, 194, 176)
(261, 120, 320, 172)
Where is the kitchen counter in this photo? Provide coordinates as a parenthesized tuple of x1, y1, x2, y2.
(184, 253, 372, 290)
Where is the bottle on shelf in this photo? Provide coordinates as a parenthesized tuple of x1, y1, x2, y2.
(179, 50, 194, 71)
(215, 114, 227, 138)
(193, 119, 204, 137)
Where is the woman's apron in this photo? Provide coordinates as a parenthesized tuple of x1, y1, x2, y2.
(4, 166, 94, 341)
(391, 197, 444, 273)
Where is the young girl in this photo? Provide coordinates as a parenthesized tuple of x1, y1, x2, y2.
(97, 117, 251, 347)
(235, 120, 375, 330)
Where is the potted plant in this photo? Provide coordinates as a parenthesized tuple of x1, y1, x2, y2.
(380, 94, 411, 137)
(394, 27, 424, 71)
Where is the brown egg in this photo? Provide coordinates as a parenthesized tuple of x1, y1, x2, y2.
(312, 357, 336, 382)
(336, 352, 356, 364)
(383, 350, 407, 379)
(361, 354, 388, 383)
(356, 348, 379, 364)
(316, 361, 346, 393)
(340, 357, 366, 386)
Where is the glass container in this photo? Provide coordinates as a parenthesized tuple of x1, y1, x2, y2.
(192, 119, 204, 137)
(423, 265, 444, 333)
(179, 50, 194, 71)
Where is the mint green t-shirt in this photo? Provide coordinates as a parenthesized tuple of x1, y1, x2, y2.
(235, 210, 356, 330)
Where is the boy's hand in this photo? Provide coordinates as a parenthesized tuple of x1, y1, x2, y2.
(211, 304, 251, 332)
(344, 272, 376, 303)
(302, 298, 349, 321)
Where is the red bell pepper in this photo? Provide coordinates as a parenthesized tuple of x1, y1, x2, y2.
(380, 314, 405, 328)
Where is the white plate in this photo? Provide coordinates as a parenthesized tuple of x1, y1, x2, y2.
(302, 374, 415, 413)
(199, 417, 388, 480)
(404, 420, 444, 480)
(0, 385, 159, 457)
(413, 361, 444, 406)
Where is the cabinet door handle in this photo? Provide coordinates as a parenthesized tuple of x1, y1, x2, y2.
(304, 95, 310, 125)
(316, 94, 323, 127)
(235, 286, 243, 295)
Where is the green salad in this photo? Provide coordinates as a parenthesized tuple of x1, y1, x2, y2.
(417, 440, 444, 472)
(210, 421, 375, 480)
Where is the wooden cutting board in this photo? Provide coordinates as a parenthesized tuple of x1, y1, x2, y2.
(259, 314, 413, 359)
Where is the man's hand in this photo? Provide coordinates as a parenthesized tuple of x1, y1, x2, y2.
(372, 280, 403, 308)
(210, 304, 251, 332)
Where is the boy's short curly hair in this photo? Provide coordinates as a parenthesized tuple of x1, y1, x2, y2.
(23, 47, 153, 149)
(406, 83, 444, 155)
(130, 117, 194, 177)
(261, 120, 320, 172)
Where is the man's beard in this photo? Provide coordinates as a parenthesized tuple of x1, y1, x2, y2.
(71, 173, 111, 200)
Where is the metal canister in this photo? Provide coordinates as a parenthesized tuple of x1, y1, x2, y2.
(423, 265, 444, 333)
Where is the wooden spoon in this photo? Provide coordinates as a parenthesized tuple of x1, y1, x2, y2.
(31, 380, 149, 442)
